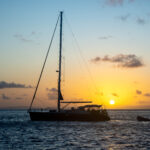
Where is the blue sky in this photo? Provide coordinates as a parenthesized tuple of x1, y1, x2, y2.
(0, 0, 150, 108)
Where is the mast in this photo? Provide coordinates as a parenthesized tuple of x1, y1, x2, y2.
(58, 11, 63, 112)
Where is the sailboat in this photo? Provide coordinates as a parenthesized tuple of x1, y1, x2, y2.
(28, 11, 110, 121)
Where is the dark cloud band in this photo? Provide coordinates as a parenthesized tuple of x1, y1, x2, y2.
(91, 54, 144, 68)
(0, 81, 33, 89)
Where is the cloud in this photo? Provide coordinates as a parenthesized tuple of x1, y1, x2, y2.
(117, 14, 147, 25)
(136, 90, 142, 95)
(136, 17, 146, 25)
(144, 93, 150, 97)
(46, 88, 58, 100)
(31, 31, 36, 35)
(14, 31, 37, 43)
(105, 0, 134, 6)
(21, 38, 33, 42)
(14, 34, 33, 42)
(99, 36, 112, 40)
(92, 57, 101, 62)
(105, 0, 124, 6)
(46, 88, 57, 92)
(1, 94, 10, 100)
(118, 14, 130, 21)
(135, 91, 150, 97)
(112, 93, 118, 97)
(0, 81, 33, 89)
(91, 54, 144, 68)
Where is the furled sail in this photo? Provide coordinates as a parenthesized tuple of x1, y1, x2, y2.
(60, 91, 63, 100)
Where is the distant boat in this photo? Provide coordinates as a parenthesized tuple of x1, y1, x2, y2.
(28, 11, 110, 121)
(137, 116, 150, 121)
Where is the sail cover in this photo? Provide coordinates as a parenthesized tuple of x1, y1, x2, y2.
(60, 91, 63, 100)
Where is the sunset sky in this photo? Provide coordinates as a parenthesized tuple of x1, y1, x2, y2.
(0, 0, 150, 109)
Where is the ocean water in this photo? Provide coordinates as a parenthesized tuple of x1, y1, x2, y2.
(0, 110, 150, 150)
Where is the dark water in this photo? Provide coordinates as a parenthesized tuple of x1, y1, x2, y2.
(0, 110, 150, 150)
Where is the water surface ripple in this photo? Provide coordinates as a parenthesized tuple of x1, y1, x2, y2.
(0, 110, 150, 149)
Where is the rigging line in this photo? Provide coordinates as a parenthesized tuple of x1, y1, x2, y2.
(62, 103, 70, 110)
(64, 15, 102, 103)
(28, 14, 60, 111)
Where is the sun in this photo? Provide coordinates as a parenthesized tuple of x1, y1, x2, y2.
(109, 99, 115, 105)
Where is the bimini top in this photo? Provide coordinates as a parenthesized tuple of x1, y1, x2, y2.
(79, 105, 102, 109)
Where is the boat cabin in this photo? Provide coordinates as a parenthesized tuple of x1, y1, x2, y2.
(78, 105, 102, 111)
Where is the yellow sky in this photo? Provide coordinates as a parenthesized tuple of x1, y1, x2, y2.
(1, 0, 150, 109)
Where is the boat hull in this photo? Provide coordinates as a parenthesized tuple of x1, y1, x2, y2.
(137, 116, 150, 121)
(29, 111, 110, 121)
